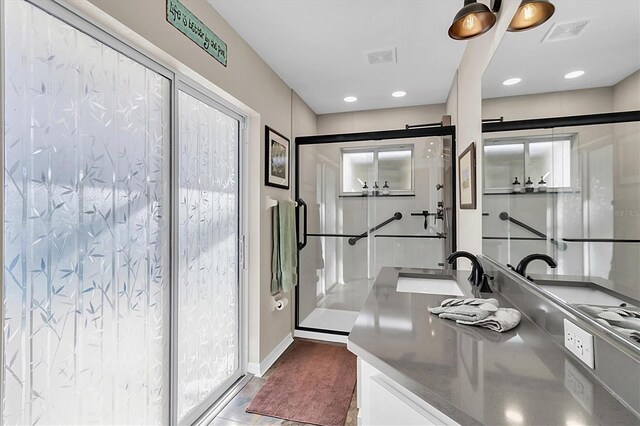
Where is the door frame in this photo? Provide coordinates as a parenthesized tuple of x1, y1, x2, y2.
(293, 125, 457, 336)
(0, 1, 250, 424)
(172, 79, 248, 425)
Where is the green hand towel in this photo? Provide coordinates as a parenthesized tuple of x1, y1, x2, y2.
(271, 200, 298, 295)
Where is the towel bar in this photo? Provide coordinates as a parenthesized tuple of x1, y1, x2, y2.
(266, 196, 298, 209)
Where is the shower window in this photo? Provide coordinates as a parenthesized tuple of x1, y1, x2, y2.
(484, 135, 574, 191)
(340, 145, 414, 195)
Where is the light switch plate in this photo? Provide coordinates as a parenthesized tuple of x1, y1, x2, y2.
(564, 319, 595, 368)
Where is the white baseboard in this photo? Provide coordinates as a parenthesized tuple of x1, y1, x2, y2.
(247, 332, 293, 377)
(294, 329, 348, 344)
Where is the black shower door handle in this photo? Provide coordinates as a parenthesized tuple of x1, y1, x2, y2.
(297, 198, 308, 250)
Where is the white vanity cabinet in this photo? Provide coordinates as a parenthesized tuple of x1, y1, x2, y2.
(357, 358, 459, 426)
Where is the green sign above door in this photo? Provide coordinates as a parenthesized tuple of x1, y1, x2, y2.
(167, 0, 227, 67)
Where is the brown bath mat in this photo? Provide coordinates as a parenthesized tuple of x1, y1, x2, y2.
(246, 340, 356, 426)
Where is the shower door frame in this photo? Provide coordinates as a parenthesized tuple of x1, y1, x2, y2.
(0, 1, 250, 424)
(294, 126, 457, 336)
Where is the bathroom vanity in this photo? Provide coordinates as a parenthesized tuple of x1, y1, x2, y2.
(347, 265, 639, 425)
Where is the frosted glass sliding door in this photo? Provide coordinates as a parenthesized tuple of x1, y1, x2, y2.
(3, 1, 171, 424)
(176, 90, 241, 422)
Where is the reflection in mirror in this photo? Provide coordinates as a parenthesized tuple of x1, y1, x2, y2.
(481, 1, 640, 345)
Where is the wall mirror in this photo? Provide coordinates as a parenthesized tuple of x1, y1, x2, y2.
(481, 1, 640, 347)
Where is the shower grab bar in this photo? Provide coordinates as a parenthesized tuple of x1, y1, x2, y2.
(562, 238, 640, 243)
(348, 212, 402, 246)
(304, 233, 444, 240)
(483, 236, 548, 241)
(499, 212, 568, 251)
(297, 198, 308, 250)
(375, 234, 444, 239)
(307, 233, 361, 238)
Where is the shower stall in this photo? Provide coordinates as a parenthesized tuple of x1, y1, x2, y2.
(294, 125, 457, 335)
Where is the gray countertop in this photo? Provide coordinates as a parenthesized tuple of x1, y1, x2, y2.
(347, 267, 639, 425)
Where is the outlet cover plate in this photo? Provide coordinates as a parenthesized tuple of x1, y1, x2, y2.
(564, 319, 595, 369)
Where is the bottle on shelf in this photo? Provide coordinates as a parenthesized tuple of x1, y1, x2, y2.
(538, 176, 547, 193)
(373, 181, 380, 196)
(362, 182, 369, 196)
(525, 177, 534, 193)
(382, 181, 390, 196)
(512, 177, 522, 193)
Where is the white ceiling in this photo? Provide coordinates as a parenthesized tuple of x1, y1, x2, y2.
(209, 0, 466, 114)
(210, 0, 640, 114)
(482, 0, 640, 99)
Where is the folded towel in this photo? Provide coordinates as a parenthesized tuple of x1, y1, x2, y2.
(578, 305, 640, 338)
(271, 201, 298, 295)
(429, 298, 499, 322)
(595, 319, 640, 343)
(579, 304, 640, 318)
(429, 305, 493, 322)
(457, 308, 521, 333)
(429, 298, 521, 333)
(439, 298, 500, 311)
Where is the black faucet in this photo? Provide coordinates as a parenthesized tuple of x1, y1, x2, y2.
(446, 251, 493, 293)
(513, 253, 558, 279)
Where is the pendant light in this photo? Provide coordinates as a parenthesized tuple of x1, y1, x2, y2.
(448, 0, 498, 40)
(508, 0, 555, 32)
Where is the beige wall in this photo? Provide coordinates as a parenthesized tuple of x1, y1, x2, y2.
(317, 104, 446, 134)
(66, 0, 317, 364)
(613, 70, 640, 110)
(483, 86, 614, 120)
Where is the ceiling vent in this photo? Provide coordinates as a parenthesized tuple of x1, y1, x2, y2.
(542, 20, 590, 43)
(365, 48, 397, 65)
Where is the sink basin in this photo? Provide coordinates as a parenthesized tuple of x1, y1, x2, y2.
(396, 274, 464, 296)
(534, 280, 634, 307)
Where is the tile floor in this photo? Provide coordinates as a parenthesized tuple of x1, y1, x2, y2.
(209, 339, 357, 426)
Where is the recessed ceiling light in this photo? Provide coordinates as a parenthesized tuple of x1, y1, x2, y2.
(503, 78, 522, 86)
(344, 96, 357, 103)
(392, 91, 407, 98)
(564, 70, 585, 79)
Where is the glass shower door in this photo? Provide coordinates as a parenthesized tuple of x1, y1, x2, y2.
(297, 134, 455, 335)
(370, 136, 453, 274)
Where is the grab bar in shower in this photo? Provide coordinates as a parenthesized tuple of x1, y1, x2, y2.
(562, 238, 640, 243)
(348, 212, 402, 246)
(498, 212, 568, 251)
(297, 198, 308, 250)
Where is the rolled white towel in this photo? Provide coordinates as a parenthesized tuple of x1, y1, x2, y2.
(429, 298, 500, 323)
(456, 308, 521, 333)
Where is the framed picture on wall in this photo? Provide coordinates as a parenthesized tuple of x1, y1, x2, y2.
(458, 142, 477, 209)
(265, 125, 290, 189)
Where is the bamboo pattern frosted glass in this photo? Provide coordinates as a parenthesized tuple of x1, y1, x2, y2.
(177, 91, 239, 420)
(3, 1, 171, 424)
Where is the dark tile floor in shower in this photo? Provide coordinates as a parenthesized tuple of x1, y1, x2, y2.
(209, 339, 358, 426)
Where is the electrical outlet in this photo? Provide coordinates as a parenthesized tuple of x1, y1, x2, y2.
(564, 319, 595, 368)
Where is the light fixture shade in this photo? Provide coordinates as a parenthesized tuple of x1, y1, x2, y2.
(508, 0, 555, 32)
(448, 0, 497, 40)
